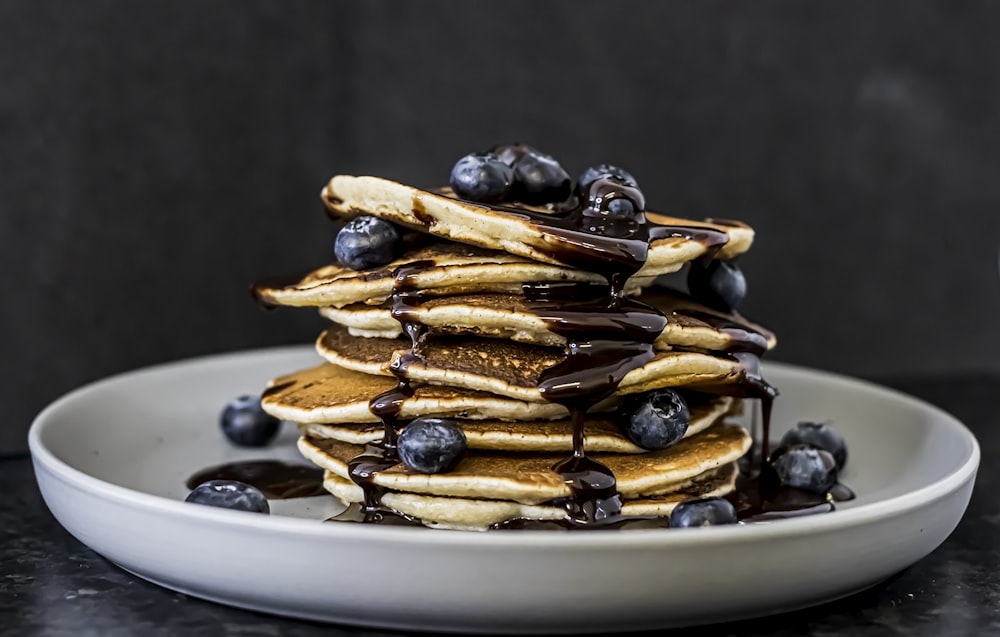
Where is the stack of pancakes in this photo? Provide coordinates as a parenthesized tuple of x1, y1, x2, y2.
(254, 175, 776, 530)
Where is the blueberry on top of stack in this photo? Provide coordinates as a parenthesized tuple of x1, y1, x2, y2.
(250, 143, 850, 530)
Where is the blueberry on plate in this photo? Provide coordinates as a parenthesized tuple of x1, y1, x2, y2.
(334, 215, 403, 271)
(220, 395, 281, 447)
(687, 258, 747, 312)
(397, 417, 467, 474)
(623, 389, 690, 450)
(779, 421, 848, 469)
(577, 163, 639, 194)
(669, 497, 738, 528)
(449, 152, 514, 203)
(185, 480, 270, 514)
(770, 445, 838, 494)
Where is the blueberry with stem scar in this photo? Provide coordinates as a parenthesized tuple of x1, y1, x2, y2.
(623, 389, 690, 451)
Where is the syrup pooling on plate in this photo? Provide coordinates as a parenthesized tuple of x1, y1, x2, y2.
(185, 461, 326, 499)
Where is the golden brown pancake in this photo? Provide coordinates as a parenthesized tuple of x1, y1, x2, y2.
(253, 242, 652, 309)
(297, 422, 751, 504)
(298, 394, 737, 453)
(320, 462, 739, 531)
(260, 362, 568, 423)
(315, 326, 749, 402)
(319, 288, 776, 352)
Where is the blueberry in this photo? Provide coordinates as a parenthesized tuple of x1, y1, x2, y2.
(397, 417, 467, 474)
(220, 395, 281, 447)
(334, 215, 403, 271)
(770, 445, 838, 494)
(604, 196, 638, 219)
(669, 497, 738, 528)
(511, 151, 572, 204)
(779, 421, 848, 469)
(623, 389, 690, 450)
(449, 152, 514, 203)
(577, 164, 639, 194)
(185, 480, 270, 514)
(687, 258, 747, 312)
(491, 142, 539, 167)
(581, 173, 645, 220)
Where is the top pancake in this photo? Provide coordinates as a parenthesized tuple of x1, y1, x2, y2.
(321, 176, 754, 277)
(253, 242, 653, 309)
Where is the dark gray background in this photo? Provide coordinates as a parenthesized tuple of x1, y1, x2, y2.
(3, 1, 999, 452)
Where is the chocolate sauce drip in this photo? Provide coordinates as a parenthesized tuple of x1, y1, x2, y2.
(327, 502, 424, 526)
(185, 461, 325, 499)
(348, 443, 400, 509)
(470, 177, 730, 299)
(728, 444, 855, 522)
(643, 287, 774, 356)
(348, 260, 435, 518)
(506, 181, 701, 526)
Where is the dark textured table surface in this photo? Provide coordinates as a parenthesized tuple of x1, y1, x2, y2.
(2, 374, 998, 636)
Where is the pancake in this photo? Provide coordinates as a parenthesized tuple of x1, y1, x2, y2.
(315, 325, 748, 402)
(260, 362, 569, 423)
(319, 288, 776, 351)
(321, 176, 754, 276)
(321, 462, 739, 531)
(297, 422, 751, 504)
(253, 242, 652, 309)
(299, 394, 737, 453)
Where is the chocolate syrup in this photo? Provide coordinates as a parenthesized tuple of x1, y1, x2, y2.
(343, 260, 435, 518)
(642, 287, 774, 356)
(322, 176, 850, 529)
(185, 460, 325, 499)
(479, 177, 729, 300)
(727, 443, 855, 522)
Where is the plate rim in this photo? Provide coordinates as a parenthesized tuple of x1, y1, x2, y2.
(28, 344, 981, 548)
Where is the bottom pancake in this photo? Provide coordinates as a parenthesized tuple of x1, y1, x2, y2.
(322, 463, 739, 531)
(298, 422, 750, 504)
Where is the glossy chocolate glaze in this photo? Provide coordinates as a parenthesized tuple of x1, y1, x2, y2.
(729, 442, 855, 522)
(341, 260, 434, 519)
(185, 460, 326, 499)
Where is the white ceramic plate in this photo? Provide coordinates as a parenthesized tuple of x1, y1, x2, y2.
(29, 346, 979, 634)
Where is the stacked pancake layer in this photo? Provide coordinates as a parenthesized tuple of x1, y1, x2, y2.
(255, 175, 776, 530)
